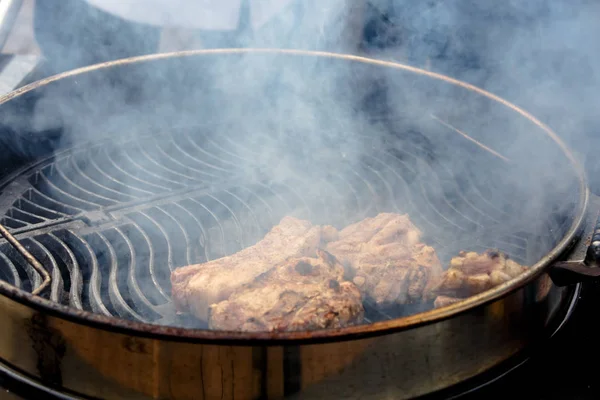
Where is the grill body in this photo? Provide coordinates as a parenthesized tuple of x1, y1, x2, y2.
(0, 50, 587, 399)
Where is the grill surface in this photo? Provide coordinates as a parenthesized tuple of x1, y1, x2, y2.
(0, 117, 576, 327)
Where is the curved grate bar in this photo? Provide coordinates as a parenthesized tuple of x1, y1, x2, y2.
(0, 124, 578, 325)
(0, 251, 20, 288)
(111, 226, 164, 315)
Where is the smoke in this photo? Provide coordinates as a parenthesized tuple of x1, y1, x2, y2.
(0, 0, 594, 307)
(373, 0, 598, 153)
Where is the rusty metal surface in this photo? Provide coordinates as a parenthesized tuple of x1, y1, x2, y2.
(0, 275, 579, 399)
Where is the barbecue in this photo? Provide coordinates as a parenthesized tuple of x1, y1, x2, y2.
(0, 49, 595, 400)
(325, 212, 443, 308)
(172, 212, 444, 328)
(431, 249, 528, 307)
(171, 216, 336, 321)
(208, 249, 364, 332)
(173, 209, 525, 331)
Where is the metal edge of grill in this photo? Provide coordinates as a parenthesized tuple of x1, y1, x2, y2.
(0, 49, 588, 344)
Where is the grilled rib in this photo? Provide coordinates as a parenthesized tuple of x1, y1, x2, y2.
(171, 216, 338, 321)
(209, 249, 364, 332)
(326, 213, 443, 308)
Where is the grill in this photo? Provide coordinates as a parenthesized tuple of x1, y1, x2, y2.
(0, 49, 590, 400)
(0, 114, 575, 327)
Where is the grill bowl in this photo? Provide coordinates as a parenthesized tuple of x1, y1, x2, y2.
(0, 49, 587, 399)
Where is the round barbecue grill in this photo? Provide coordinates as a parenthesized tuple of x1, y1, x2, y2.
(0, 49, 589, 399)
(0, 115, 563, 325)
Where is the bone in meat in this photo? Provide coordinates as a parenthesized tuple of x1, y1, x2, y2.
(431, 249, 528, 306)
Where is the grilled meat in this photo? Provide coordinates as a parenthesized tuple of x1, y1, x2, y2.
(174, 210, 514, 329)
(171, 216, 339, 321)
(326, 213, 443, 308)
(431, 249, 527, 307)
(209, 249, 364, 332)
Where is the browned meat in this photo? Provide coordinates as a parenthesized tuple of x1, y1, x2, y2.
(326, 213, 443, 307)
(171, 216, 339, 321)
(209, 249, 364, 332)
(431, 249, 528, 306)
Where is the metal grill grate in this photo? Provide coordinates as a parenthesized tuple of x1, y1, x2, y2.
(0, 124, 576, 326)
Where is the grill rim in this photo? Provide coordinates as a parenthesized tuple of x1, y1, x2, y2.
(0, 48, 588, 344)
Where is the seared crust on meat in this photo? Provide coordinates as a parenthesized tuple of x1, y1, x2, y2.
(431, 249, 528, 307)
(209, 249, 364, 332)
(172, 211, 514, 328)
(171, 216, 338, 321)
(326, 213, 444, 307)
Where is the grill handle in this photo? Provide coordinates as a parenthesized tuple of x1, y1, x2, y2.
(0, 223, 50, 295)
(549, 213, 600, 286)
(586, 213, 600, 262)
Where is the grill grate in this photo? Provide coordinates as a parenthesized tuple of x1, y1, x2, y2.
(0, 124, 577, 326)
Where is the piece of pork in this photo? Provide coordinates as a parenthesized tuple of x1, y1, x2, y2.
(326, 213, 443, 308)
(209, 249, 364, 332)
(171, 216, 339, 321)
(432, 249, 528, 307)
